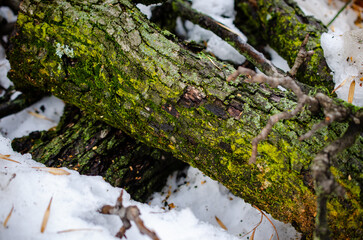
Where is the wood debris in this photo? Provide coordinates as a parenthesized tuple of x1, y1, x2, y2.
(100, 190, 160, 240)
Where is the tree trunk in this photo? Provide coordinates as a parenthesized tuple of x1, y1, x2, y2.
(7, 0, 362, 238)
(12, 104, 186, 202)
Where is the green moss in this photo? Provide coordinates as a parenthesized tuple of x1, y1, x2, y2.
(8, 0, 363, 238)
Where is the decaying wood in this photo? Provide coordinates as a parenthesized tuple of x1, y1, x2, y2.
(6, 0, 363, 238)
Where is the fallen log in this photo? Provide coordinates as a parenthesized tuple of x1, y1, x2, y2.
(7, 0, 363, 238)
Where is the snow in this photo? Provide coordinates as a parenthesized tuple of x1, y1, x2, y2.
(295, 0, 358, 32)
(0, 96, 64, 139)
(321, 29, 363, 106)
(0, 134, 300, 240)
(1, 0, 361, 239)
(175, 0, 247, 65)
(295, 0, 363, 106)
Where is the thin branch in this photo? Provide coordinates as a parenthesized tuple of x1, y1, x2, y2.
(170, 0, 282, 77)
(289, 34, 314, 76)
(312, 122, 362, 239)
(228, 65, 317, 163)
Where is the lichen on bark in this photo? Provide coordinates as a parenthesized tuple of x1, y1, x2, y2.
(7, 0, 363, 238)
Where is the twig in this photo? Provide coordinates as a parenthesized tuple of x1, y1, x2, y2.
(169, 0, 282, 77)
(100, 190, 160, 240)
(228, 65, 317, 163)
(289, 34, 314, 76)
(312, 122, 362, 239)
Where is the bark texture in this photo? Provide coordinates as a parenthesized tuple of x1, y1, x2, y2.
(12, 105, 186, 202)
(234, 0, 334, 89)
(7, 0, 363, 238)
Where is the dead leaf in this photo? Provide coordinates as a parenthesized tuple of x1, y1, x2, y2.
(215, 216, 228, 230)
(168, 203, 176, 209)
(0, 154, 20, 164)
(3, 205, 14, 228)
(41, 197, 53, 233)
(348, 80, 356, 103)
(201, 180, 206, 185)
(32, 167, 70, 175)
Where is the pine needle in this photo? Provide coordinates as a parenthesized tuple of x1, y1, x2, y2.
(57, 228, 103, 234)
(348, 80, 356, 103)
(41, 197, 53, 233)
(27, 111, 55, 122)
(0, 154, 20, 164)
(251, 228, 256, 240)
(206, 55, 222, 70)
(240, 206, 263, 238)
(215, 216, 228, 230)
(3, 205, 14, 228)
(331, 76, 352, 94)
(32, 167, 70, 175)
(214, 20, 244, 39)
(259, 209, 280, 240)
(327, 0, 353, 27)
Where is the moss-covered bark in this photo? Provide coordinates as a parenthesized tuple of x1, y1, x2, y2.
(12, 105, 186, 202)
(7, 0, 363, 238)
(234, 0, 334, 89)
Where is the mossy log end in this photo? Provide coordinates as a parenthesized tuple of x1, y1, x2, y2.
(7, 0, 362, 238)
(12, 105, 186, 202)
(235, 0, 333, 89)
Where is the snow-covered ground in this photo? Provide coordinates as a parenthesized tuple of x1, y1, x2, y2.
(0, 0, 362, 240)
(297, 0, 363, 106)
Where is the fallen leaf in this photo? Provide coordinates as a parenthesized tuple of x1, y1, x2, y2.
(168, 203, 176, 209)
(215, 216, 228, 230)
(3, 205, 14, 228)
(348, 80, 356, 103)
(41, 197, 53, 233)
(32, 167, 70, 175)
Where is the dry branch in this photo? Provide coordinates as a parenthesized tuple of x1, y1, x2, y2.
(100, 190, 160, 240)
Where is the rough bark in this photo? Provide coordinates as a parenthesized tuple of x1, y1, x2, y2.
(12, 104, 186, 202)
(6, 0, 363, 238)
(234, 0, 334, 89)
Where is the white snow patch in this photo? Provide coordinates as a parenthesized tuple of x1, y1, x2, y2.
(176, 0, 247, 64)
(149, 167, 301, 239)
(0, 96, 65, 139)
(321, 29, 363, 106)
(0, 134, 300, 240)
(295, 0, 359, 32)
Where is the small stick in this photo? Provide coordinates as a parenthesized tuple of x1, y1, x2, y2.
(100, 190, 160, 240)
